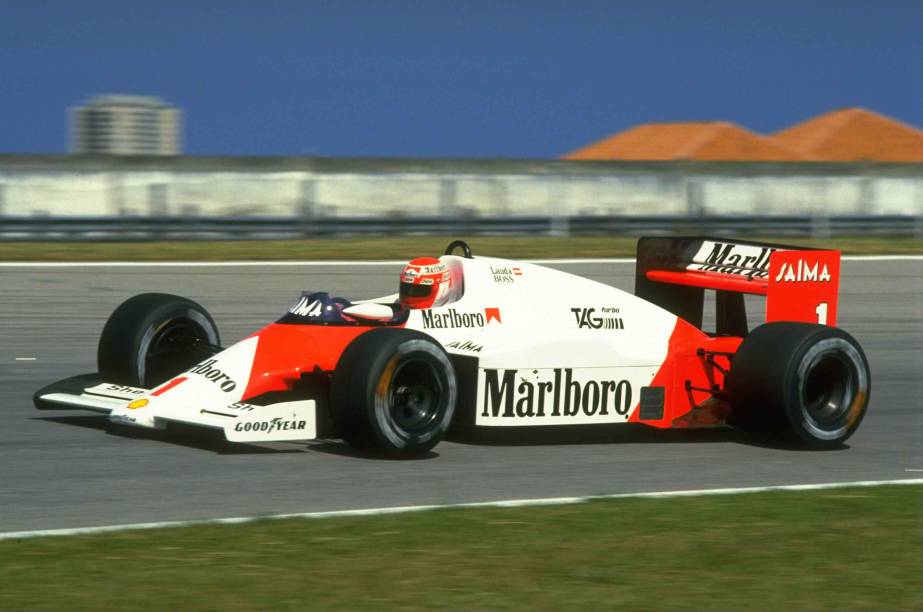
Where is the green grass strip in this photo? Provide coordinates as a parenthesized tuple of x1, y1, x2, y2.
(0, 235, 920, 261)
(1, 485, 920, 610)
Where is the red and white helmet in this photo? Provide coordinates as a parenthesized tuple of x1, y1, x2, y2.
(399, 256, 451, 309)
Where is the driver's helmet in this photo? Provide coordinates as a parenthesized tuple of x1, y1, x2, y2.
(399, 256, 451, 309)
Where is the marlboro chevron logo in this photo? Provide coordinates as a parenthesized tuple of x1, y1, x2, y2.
(422, 308, 502, 329)
(689, 241, 777, 279)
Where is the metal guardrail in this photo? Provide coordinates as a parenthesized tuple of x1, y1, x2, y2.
(0, 214, 919, 241)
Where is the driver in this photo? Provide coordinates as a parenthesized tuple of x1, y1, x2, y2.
(399, 257, 452, 309)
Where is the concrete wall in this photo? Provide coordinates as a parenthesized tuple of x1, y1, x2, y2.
(0, 155, 919, 218)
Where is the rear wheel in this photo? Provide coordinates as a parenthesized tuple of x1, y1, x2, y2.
(331, 329, 457, 457)
(97, 293, 220, 388)
(729, 322, 870, 448)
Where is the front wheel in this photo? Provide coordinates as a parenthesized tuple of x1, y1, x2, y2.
(97, 293, 221, 388)
(331, 329, 457, 457)
(729, 322, 870, 448)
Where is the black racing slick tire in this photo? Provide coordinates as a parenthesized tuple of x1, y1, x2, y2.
(729, 322, 871, 448)
(97, 293, 221, 388)
(331, 329, 457, 457)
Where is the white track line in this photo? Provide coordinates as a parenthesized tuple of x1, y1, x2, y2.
(842, 255, 923, 261)
(0, 259, 632, 267)
(1, 478, 919, 541)
(0, 260, 409, 268)
(0, 255, 919, 267)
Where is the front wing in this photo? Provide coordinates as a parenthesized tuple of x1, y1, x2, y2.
(34, 375, 318, 443)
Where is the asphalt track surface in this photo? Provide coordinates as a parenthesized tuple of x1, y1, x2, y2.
(1, 259, 920, 533)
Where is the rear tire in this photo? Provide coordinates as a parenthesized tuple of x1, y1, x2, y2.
(331, 329, 457, 457)
(97, 293, 220, 388)
(729, 322, 870, 448)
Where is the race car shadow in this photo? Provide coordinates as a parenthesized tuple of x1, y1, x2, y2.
(34, 415, 306, 455)
(307, 440, 440, 461)
(35, 416, 847, 455)
(728, 430, 851, 452)
(446, 423, 850, 451)
(447, 424, 728, 446)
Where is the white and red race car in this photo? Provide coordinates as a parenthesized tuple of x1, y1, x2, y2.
(35, 238, 871, 457)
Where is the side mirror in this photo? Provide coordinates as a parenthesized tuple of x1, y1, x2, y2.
(342, 303, 395, 321)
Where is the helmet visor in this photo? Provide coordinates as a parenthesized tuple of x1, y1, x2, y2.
(400, 282, 433, 299)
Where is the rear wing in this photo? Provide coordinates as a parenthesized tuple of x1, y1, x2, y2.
(635, 237, 840, 335)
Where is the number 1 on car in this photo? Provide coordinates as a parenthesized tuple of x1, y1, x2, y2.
(815, 302, 828, 325)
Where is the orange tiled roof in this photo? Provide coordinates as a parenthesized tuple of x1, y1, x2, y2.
(563, 121, 805, 161)
(770, 107, 923, 162)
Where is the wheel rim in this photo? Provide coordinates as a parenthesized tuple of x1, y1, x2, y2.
(388, 359, 443, 434)
(801, 352, 854, 425)
(143, 319, 212, 386)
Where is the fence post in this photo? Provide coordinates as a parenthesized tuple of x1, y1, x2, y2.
(147, 183, 168, 239)
(489, 177, 508, 215)
(550, 216, 570, 237)
(810, 214, 832, 238)
(438, 178, 458, 217)
(107, 174, 125, 216)
(148, 183, 168, 215)
(857, 162, 875, 214)
(686, 178, 706, 217)
(299, 178, 317, 237)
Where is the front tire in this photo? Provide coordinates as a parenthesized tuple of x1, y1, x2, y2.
(729, 322, 871, 448)
(97, 293, 220, 388)
(331, 329, 457, 457)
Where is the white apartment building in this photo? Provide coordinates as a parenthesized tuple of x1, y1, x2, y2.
(70, 95, 181, 155)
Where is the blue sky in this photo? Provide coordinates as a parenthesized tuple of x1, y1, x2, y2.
(1, 1, 920, 157)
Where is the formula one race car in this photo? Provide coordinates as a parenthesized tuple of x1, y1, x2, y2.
(35, 237, 871, 457)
